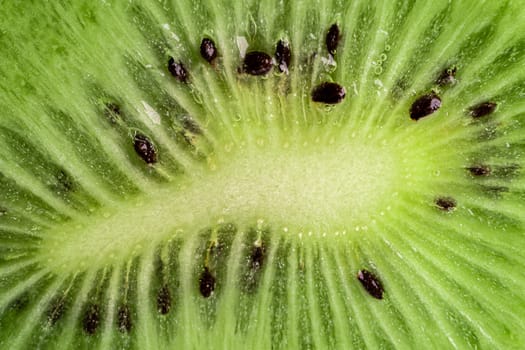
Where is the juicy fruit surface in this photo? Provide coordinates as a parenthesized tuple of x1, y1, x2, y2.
(0, 1, 524, 349)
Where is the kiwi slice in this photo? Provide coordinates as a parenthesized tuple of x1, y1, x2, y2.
(0, 1, 524, 349)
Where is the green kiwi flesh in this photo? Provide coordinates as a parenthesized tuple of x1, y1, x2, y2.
(0, 1, 525, 349)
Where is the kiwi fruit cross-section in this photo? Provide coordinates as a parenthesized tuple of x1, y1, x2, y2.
(0, 1, 524, 349)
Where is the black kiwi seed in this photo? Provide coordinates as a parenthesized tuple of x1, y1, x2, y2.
(250, 244, 265, 270)
(199, 267, 216, 298)
(181, 115, 202, 135)
(200, 38, 218, 63)
(133, 133, 157, 164)
(311, 82, 346, 104)
(436, 67, 457, 86)
(495, 164, 520, 178)
(275, 40, 291, 73)
(468, 101, 497, 118)
(156, 285, 171, 315)
(409, 93, 442, 121)
(478, 123, 499, 141)
(56, 170, 74, 192)
(357, 270, 384, 300)
(103, 103, 121, 124)
(242, 51, 273, 76)
(326, 23, 341, 56)
(0, 207, 7, 216)
(391, 78, 408, 100)
(83, 304, 101, 335)
(178, 131, 197, 149)
(105, 102, 121, 115)
(483, 185, 509, 197)
(435, 197, 457, 211)
(467, 165, 491, 176)
(10, 294, 29, 311)
(47, 298, 65, 326)
(168, 57, 189, 83)
(117, 304, 132, 333)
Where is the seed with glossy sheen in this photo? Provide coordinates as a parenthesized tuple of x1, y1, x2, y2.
(168, 57, 189, 83)
(200, 38, 217, 63)
(83, 304, 100, 335)
(157, 285, 171, 315)
(275, 40, 291, 73)
(467, 165, 491, 176)
(242, 51, 273, 76)
(117, 304, 132, 333)
(435, 197, 456, 211)
(410, 93, 441, 120)
(134, 134, 157, 164)
(469, 101, 497, 118)
(326, 24, 341, 55)
(199, 267, 216, 298)
(357, 270, 384, 299)
(311, 82, 346, 104)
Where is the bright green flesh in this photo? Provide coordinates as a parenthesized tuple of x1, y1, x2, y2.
(1, 0, 525, 349)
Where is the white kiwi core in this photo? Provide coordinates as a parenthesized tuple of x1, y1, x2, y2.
(40, 136, 401, 272)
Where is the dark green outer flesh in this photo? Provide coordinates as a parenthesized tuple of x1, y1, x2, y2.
(0, 1, 525, 349)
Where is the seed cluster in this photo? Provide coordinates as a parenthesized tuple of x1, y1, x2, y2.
(409, 67, 505, 214)
(310, 24, 346, 104)
(165, 33, 349, 105)
(80, 25, 514, 336)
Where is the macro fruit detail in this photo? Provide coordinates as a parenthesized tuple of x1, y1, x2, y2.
(0, 1, 524, 350)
